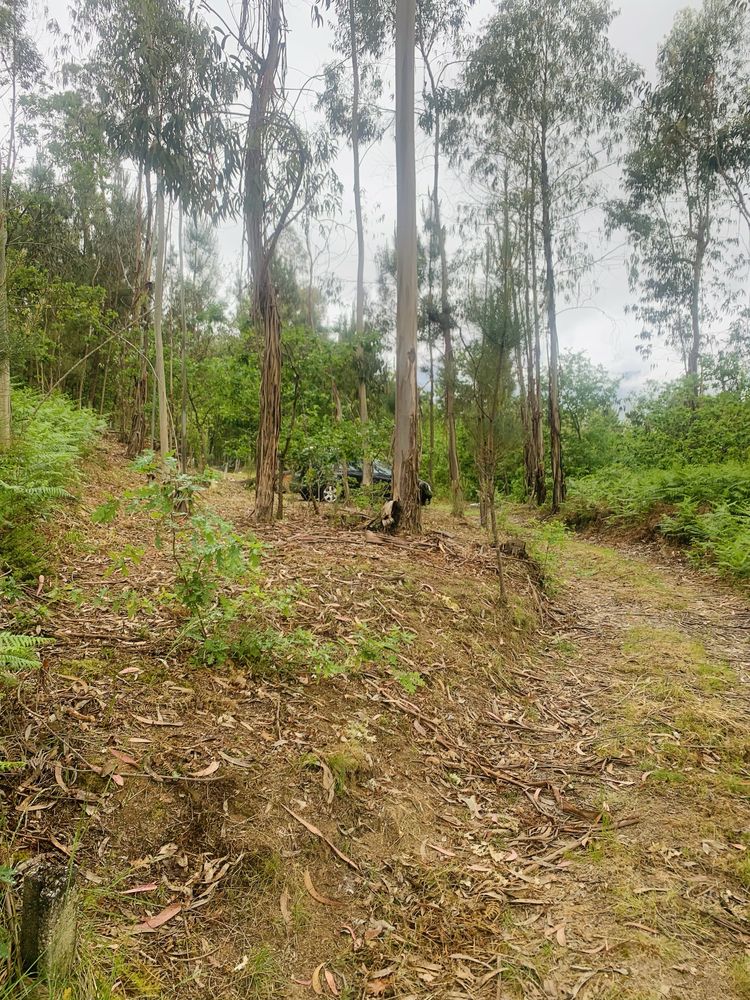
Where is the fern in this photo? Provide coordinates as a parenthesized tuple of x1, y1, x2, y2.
(0, 481, 71, 500)
(0, 631, 53, 670)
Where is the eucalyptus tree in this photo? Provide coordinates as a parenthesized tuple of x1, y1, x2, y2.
(231, 0, 337, 523)
(416, 0, 469, 516)
(464, 0, 637, 511)
(318, 0, 387, 486)
(394, 0, 422, 532)
(0, 0, 42, 451)
(78, 0, 239, 461)
(460, 181, 520, 603)
(611, 0, 748, 378)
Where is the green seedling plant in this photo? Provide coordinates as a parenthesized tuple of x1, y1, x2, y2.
(93, 454, 262, 656)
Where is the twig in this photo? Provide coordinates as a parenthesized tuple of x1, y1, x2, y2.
(281, 805, 360, 872)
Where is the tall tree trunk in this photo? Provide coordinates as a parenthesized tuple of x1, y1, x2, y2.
(540, 132, 564, 512)
(245, 0, 284, 524)
(394, 0, 421, 533)
(427, 336, 435, 485)
(127, 167, 152, 458)
(178, 204, 188, 471)
(349, 0, 372, 487)
(529, 178, 546, 505)
(0, 177, 10, 452)
(332, 379, 350, 502)
(304, 217, 316, 334)
(688, 233, 705, 379)
(255, 284, 282, 520)
(153, 180, 169, 461)
(422, 46, 462, 515)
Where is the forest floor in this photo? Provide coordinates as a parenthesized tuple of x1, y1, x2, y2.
(1, 439, 750, 1000)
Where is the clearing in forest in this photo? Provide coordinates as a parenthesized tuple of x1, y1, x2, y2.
(1, 442, 749, 1000)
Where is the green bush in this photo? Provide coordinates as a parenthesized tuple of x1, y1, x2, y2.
(565, 463, 750, 580)
(0, 388, 104, 579)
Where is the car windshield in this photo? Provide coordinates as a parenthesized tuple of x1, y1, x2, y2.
(372, 461, 392, 476)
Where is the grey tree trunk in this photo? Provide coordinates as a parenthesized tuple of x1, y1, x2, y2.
(349, 0, 372, 487)
(394, 0, 421, 533)
(422, 46, 462, 516)
(688, 227, 706, 379)
(244, 0, 285, 524)
(178, 204, 188, 471)
(529, 185, 546, 505)
(0, 177, 10, 451)
(540, 132, 564, 512)
(153, 181, 170, 461)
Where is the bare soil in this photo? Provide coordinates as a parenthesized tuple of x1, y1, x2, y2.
(1, 440, 749, 1000)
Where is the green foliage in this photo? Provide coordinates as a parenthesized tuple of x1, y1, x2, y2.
(566, 463, 750, 579)
(0, 631, 52, 672)
(623, 378, 750, 467)
(559, 351, 622, 477)
(0, 388, 103, 578)
(101, 456, 261, 655)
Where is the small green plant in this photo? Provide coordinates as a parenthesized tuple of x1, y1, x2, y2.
(392, 669, 425, 694)
(0, 631, 52, 672)
(96, 456, 262, 657)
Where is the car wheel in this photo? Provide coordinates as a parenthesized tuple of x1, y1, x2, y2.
(321, 484, 338, 503)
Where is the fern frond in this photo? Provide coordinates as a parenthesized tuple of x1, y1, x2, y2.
(0, 633, 51, 649)
(0, 631, 53, 670)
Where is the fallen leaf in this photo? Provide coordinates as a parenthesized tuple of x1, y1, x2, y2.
(133, 715, 183, 728)
(321, 761, 335, 804)
(324, 969, 339, 995)
(218, 750, 255, 768)
(132, 901, 182, 933)
(190, 760, 220, 777)
(312, 963, 325, 995)
(366, 979, 392, 996)
(110, 749, 138, 766)
(54, 762, 69, 793)
(282, 805, 359, 871)
(304, 870, 342, 906)
(121, 883, 158, 895)
(280, 889, 292, 928)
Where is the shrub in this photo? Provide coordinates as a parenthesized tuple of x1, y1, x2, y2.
(0, 389, 104, 578)
(565, 464, 750, 580)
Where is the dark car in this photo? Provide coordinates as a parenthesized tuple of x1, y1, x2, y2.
(295, 459, 432, 506)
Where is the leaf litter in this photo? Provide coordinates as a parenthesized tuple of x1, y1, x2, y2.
(1, 442, 749, 998)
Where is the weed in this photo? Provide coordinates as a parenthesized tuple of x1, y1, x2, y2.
(392, 669, 425, 694)
(732, 956, 750, 999)
(236, 945, 281, 999)
(0, 631, 52, 674)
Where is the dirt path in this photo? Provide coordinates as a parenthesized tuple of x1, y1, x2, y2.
(1, 444, 749, 999)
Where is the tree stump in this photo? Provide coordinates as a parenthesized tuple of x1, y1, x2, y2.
(20, 860, 78, 981)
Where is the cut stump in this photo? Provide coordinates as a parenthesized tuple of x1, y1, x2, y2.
(20, 860, 78, 980)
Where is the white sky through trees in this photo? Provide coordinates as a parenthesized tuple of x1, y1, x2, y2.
(233, 0, 706, 395)
(35, 0, 711, 394)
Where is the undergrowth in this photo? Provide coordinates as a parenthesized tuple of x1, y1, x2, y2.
(0, 388, 104, 580)
(565, 463, 750, 580)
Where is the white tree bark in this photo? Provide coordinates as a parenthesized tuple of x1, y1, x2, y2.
(393, 0, 421, 532)
(153, 181, 170, 461)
